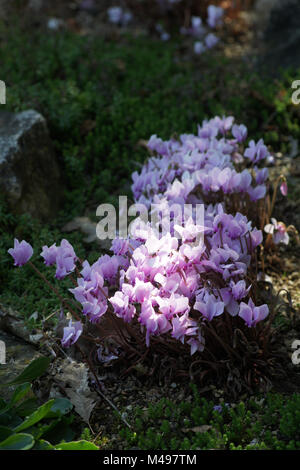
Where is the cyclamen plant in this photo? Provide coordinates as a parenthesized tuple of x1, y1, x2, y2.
(190, 5, 224, 55)
(8, 116, 296, 364)
(107, 2, 224, 54)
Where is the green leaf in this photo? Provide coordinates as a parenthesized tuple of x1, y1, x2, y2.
(54, 440, 99, 450)
(46, 398, 73, 418)
(23, 419, 58, 440)
(0, 411, 23, 428)
(34, 439, 54, 450)
(0, 425, 14, 441)
(0, 398, 7, 411)
(0, 405, 9, 417)
(1, 357, 51, 387)
(42, 418, 75, 444)
(14, 399, 54, 433)
(0, 433, 35, 450)
(9, 382, 31, 407)
(15, 397, 38, 417)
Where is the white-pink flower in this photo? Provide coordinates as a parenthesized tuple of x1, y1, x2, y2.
(264, 218, 289, 245)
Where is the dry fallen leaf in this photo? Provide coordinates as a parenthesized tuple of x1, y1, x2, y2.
(54, 359, 97, 424)
(66, 388, 96, 424)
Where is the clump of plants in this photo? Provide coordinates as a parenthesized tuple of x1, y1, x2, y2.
(7, 116, 298, 392)
(119, 385, 300, 450)
(119, 0, 244, 49)
(114, 2, 226, 54)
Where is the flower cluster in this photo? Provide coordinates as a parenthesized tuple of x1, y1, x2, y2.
(41, 239, 77, 280)
(106, 200, 265, 355)
(107, 6, 133, 26)
(132, 116, 269, 207)
(9, 115, 292, 357)
(188, 6, 224, 55)
(106, 3, 223, 54)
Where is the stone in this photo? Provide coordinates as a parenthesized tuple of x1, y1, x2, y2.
(0, 329, 41, 402)
(254, 0, 282, 28)
(0, 303, 43, 346)
(260, 0, 300, 73)
(0, 109, 62, 220)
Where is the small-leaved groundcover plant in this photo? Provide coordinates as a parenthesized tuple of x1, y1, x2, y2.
(7, 116, 298, 388)
(119, 384, 300, 450)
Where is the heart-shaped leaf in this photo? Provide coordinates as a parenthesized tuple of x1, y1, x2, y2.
(34, 439, 54, 450)
(46, 398, 73, 418)
(1, 357, 51, 387)
(0, 411, 22, 428)
(54, 440, 99, 450)
(15, 398, 38, 418)
(0, 425, 14, 441)
(14, 399, 54, 433)
(9, 383, 31, 407)
(0, 433, 34, 450)
(0, 398, 7, 411)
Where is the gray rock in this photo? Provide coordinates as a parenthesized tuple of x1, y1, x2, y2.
(0, 330, 41, 402)
(0, 109, 62, 220)
(254, 0, 282, 28)
(261, 0, 300, 73)
(0, 303, 43, 346)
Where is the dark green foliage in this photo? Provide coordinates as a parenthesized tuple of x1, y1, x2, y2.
(0, 357, 98, 450)
(119, 385, 300, 450)
(1, 25, 300, 210)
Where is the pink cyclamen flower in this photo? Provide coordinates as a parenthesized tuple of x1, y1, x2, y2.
(249, 228, 263, 249)
(194, 41, 206, 55)
(247, 184, 266, 202)
(191, 16, 202, 30)
(194, 295, 224, 321)
(54, 239, 77, 279)
(207, 5, 224, 28)
(232, 124, 248, 143)
(8, 239, 33, 267)
(61, 319, 83, 348)
(231, 280, 251, 301)
(238, 298, 269, 327)
(107, 6, 122, 24)
(190, 16, 205, 37)
(41, 243, 58, 266)
(171, 313, 198, 343)
(111, 238, 131, 256)
(244, 139, 268, 164)
(55, 252, 76, 280)
(264, 218, 289, 245)
(255, 167, 268, 185)
(161, 32, 170, 41)
(280, 181, 288, 196)
(205, 33, 219, 49)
